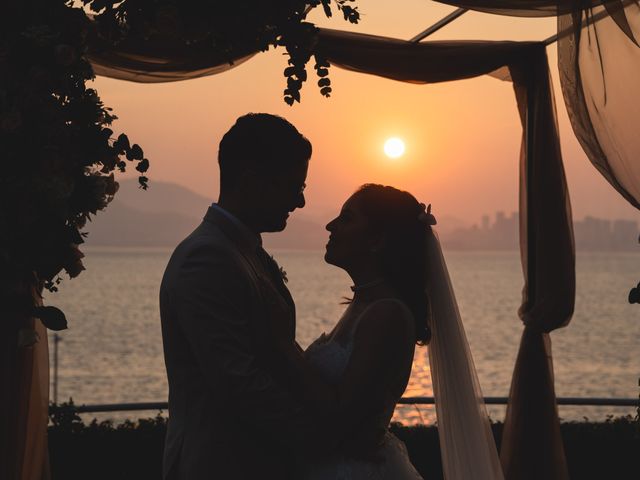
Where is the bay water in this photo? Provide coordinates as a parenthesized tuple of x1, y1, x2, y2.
(45, 247, 639, 425)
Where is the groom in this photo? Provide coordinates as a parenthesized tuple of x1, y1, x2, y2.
(160, 113, 325, 479)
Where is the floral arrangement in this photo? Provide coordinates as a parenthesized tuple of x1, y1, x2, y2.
(0, 1, 148, 331)
(1, 0, 358, 330)
(85, 0, 359, 104)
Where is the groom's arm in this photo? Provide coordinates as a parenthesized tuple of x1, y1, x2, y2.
(172, 242, 334, 453)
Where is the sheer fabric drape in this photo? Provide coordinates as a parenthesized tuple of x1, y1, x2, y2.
(432, 0, 640, 206)
(504, 46, 575, 480)
(1, 286, 50, 480)
(88, 40, 257, 82)
(558, 2, 640, 208)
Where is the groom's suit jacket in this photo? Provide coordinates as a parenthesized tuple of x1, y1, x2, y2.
(160, 205, 317, 480)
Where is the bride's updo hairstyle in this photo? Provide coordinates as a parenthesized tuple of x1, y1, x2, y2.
(352, 184, 432, 345)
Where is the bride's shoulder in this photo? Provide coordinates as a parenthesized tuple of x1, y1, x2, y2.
(367, 298, 413, 319)
(355, 298, 414, 338)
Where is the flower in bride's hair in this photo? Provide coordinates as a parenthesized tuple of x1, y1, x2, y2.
(418, 203, 437, 226)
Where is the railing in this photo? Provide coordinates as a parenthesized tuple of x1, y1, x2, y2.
(48, 397, 638, 414)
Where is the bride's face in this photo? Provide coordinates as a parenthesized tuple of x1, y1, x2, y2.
(325, 195, 378, 270)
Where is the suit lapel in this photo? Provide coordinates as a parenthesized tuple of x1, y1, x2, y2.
(203, 206, 296, 340)
(256, 247, 296, 338)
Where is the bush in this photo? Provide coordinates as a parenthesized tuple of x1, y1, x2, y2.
(48, 409, 638, 480)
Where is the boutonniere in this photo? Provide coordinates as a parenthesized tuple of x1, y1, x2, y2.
(279, 265, 288, 284)
(267, 253, 288, 284)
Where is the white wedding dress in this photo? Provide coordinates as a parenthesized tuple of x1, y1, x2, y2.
(301, 299, 424, 480)
(298, 229, 504, 480)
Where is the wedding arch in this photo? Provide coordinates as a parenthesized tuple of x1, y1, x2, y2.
(4, 1, 639, 479)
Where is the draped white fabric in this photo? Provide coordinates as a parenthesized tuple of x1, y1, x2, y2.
(558, 2, 640, 208)
(432, 0, 640, 208)
(23, 319, 50, 480)
(1, 298, 50, 480)
(434, 0, 601, 17)
(427, 230, 504, 480)
(88, 41, 257, 83)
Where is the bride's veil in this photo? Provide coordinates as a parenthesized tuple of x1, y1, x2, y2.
(425, 229, 504, 480)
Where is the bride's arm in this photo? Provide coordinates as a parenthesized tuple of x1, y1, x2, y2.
(263, 299, 339, 417)
(336, 301, 414, 418)
(273, 301, 414, 440)
(276, 338, 340, 418)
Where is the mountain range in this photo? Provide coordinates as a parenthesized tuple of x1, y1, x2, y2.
(85, 179, 329, 250)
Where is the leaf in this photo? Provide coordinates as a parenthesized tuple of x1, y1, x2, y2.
(114, 133, 130, 151)
(287, 77, 302, 90)
(284, 96, 295, 106)
(33, 306, 68, 331)
(314, 56, 330, 69)
(320, 0, 332, 17)
(316, 67, 329, 77)
(320, 86, 332, 97)
(342, 6, 360, 24)
(131, 144, 144, 159)
(101, 128, 113, 141)
(67, 226, 84, 244)
(138, 176, 149, 190)
(127, 143, 143, 160)
(629, 285, 640, 304)
(135, 158, 149, 173)
(318, 77, 331, 87)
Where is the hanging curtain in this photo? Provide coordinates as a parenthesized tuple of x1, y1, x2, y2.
(432, 0, 640, 208)
(87, 38, 257, 82)
(558, 2, 640, 208)
(504, 47, 575, 480)
(1, 285, 50, 480)
(434, 0, 599, 17)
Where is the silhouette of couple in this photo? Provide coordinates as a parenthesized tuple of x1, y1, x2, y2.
(160, 113, 504, 480)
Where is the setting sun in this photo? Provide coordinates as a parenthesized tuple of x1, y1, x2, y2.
(384, 137, 405, 158)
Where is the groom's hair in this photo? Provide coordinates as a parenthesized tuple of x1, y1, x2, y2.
(218, 113, 311, 188)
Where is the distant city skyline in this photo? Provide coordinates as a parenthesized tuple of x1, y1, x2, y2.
(444, 210, 640, 251)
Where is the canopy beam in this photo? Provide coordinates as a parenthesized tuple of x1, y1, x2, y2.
(544, 7, 612, 45)
(410, 7, 468, 42)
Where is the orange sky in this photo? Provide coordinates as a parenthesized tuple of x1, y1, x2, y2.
(92, 1, 638, 226)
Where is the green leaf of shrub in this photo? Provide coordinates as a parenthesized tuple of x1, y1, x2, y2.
(33, 306, 68, 331)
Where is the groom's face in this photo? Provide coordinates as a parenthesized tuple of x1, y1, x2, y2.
(255, 160, 308, 232)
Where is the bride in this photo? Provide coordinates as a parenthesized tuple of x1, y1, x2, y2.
(269, 184, 504, 479)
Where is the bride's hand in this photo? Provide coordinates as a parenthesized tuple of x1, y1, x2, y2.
(305, 332, 329, 352)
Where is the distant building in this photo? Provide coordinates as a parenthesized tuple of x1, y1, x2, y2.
(443, 213, 638, 251)
(481, 215, 490, 231)
(612, 220, 638, 248)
